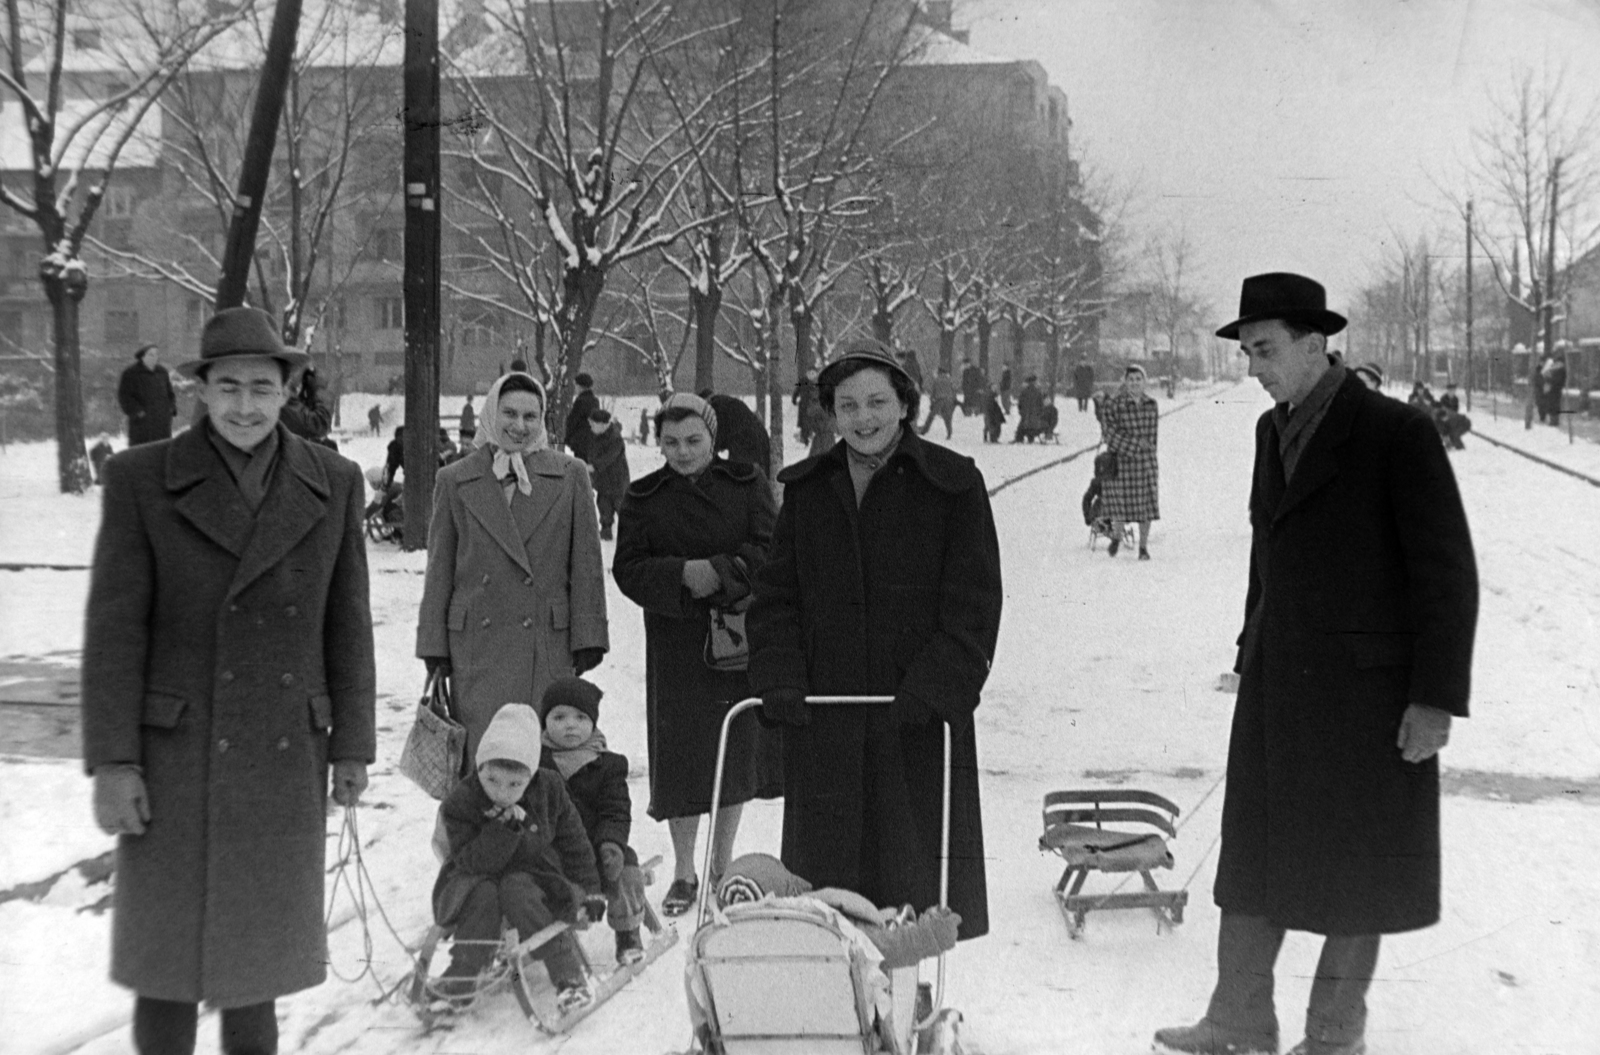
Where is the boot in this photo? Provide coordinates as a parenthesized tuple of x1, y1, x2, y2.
(615, 927, 644, 966)
(1286, 1040, 1364, 1055)
(1153, 1018, 1278, 1055)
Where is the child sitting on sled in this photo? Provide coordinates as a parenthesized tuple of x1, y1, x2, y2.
(537, 676, 651, 966)
(430, 703, 605, 1014)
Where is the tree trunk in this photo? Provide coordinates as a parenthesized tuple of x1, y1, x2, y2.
(47, 279, 93, 494)
(550, 269, 605, 444)
(871, 299, 893, 346)
(976, 309, 991, 374)
(691, 281, 721, 395)
(790, 290, 813, 386)
(1010, 314, 1025, 373)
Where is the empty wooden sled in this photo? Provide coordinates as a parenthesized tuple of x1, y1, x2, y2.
(1039, 789, 1186, 939)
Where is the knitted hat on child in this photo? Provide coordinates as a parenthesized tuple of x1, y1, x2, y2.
(476, 703, 541, 770)
(717, 852, 814, 906)
(539, 676, 603, 726)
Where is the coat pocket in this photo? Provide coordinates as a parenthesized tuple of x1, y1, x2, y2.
(308, 693, 334, 732)
(140, 691, 187, 728)
(550, 599, 571, 630)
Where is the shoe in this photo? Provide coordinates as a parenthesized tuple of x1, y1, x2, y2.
(423, 974, 477, 1013)
(1152, 1018, 1277, 1055)
(1139, 547, 1150, 560)
(554, 979, 594, 1016)
(615, 927, 645, 966)
(1286, 1040, 1364, 1055)
(1108, 538, 1120, 557)
(661, 876, 699, 917)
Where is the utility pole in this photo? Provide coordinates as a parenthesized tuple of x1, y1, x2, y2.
(401, 0, 442, 550)
(215, 0, 303, 310)
(1465, 200, 1474, 412)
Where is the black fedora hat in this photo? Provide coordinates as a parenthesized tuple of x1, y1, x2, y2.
(1215, 272, 1347, 341)
(817, 338, 915, 390)
(179, 306, 309, 378)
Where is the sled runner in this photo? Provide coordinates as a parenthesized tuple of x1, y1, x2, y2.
(674, 696, 965, 1055)
(403, 855, 678, 1034)
(1082, 459, 1135, 552)
(1039, 789, 1187, 939)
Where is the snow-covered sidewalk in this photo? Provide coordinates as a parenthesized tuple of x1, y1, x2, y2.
(2, 381, 1596, 1055)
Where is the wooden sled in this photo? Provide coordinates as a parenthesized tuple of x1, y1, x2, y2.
(1039, 789, 1187, 939)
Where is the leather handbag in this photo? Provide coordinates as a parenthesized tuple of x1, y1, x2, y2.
(704, 596, 753, 672)
(397, 670, 467, 800)
(1093, 448, 1119, 480)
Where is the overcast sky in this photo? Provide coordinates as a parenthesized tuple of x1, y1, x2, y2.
(958, 0, 1600, 327)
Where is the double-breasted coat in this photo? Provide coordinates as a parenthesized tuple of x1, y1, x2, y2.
(1099, 390, 1160, 522)
(416, 445, 609, 765)
(612, 459, 782, 819)
(1218, 372, 1478, 935)
(81, 424, 376, 1006)
(748, 429, 1002, 939)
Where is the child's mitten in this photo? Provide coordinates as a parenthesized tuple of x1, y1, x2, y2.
(872, 907, 963, 970)
(598, 842, 626, 884)
(617, 865, 648, 917)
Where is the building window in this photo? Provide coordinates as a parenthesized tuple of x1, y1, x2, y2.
(375, 349, 404, 367)
(460, 307, 503, 346)
(185, 297, 205, 333)
(100, 217, 133, 251)
(102, 186, 135, 218)
(367, 228, 401, 262)
(105, 309, 140, 345)
(73, 28, 101, 51)
(375, 296, 403, 330)
(0, 311, 23, 349)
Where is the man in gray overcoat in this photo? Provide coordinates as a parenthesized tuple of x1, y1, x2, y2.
(82, 307, 376, 1055)
(1155, 274, 1478, 1055)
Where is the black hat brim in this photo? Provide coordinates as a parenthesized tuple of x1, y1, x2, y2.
(1216, 308, 1347, 341)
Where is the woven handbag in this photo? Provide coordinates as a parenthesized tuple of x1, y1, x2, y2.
(704, 596, 753, 672)
(397, 670, 466, 800)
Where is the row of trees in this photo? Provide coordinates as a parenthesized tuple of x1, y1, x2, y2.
(3, 0, 1118, 490)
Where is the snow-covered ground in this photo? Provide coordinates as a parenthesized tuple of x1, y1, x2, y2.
(1, 381, 1596, 1055)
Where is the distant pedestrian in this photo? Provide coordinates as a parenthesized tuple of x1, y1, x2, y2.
(459, 398, 476, 444)
(917, 367, 958, 439)
(1099, 364, 1159, 559)
(368, 403, 382, 436)
(998, 363, 1013, 415)
(1072, 360, 1096, 412)
(584, 408, 629, 540)
(1539, 351, 1567, 425)
(116, 344, 176, 446)
(702, 390, 772, 478)
(792, 370, 820, 445)
(565, 373, 599, 459)
(982, 387, 1006, 443)
(279, 364, 333, 447)
(1014, 375, 1045, 442)
(83, 307, 375, 1055)
(638, 405, 652, 446)
(959, 358, 985, 416)
(1155, 271, 1478, 1055)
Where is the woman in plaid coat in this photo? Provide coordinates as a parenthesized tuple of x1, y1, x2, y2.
(1100, 364, 1160, 558)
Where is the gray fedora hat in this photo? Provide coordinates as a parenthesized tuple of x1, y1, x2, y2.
(178, 306, 309, 377)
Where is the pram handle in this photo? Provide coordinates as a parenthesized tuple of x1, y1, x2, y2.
(699, 695, 953, 1035)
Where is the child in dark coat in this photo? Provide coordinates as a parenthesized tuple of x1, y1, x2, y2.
(431, 703, 604, 1013)
(982, 389, 1006, 443)
(585, 410, 631, 540)
(538, 677, 650, 965)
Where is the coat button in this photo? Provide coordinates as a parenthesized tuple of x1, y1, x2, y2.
(220, 671, 234, 683)
(482, 574, 491, 585)
(521, 617, 533, 628)
(218, 738, 230, 752)
(523, 576, 532, 586)
(284, 605, 298, 617)
(280, 673, 294, 686)
(229, 604, 240, 613)
(481, 617, 492, 628)
(277, 737, 289, 750)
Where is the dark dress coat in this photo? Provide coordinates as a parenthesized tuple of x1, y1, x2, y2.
(747, 429, 1002, 939)
(539, 745, 640, 867)
(1218, 372, 1478, 935)
(416, 445, 609, 766)
(433, 769, 601, 927)
(565, 387, 600, 459)
(117, 361, 177, 445)
(81, 424, 376, 1006)
(1017, 382, 1046, 434)
(1072, 362, 1096, 402)
(707, 393, 772, 479)
(612, 459, 783, 820)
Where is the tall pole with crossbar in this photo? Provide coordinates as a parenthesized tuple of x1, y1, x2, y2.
(401, 0, 442, 549)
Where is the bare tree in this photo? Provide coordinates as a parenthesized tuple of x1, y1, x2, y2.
(0, 0, 241, 491)
(1143, 227, 1210, 378)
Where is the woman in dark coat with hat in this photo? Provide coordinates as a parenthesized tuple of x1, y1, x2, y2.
(748, 341, 1003, 941)
(612, 392, 782, 915)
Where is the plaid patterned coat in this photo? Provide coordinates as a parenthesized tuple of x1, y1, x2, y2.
(1100, 391, 1159, 521)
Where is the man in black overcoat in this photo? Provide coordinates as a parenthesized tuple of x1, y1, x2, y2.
(1155, 274, 1478, 1055)
(117, 344, 177, 445)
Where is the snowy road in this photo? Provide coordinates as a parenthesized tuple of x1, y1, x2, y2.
(2, 383, 1596, 1054)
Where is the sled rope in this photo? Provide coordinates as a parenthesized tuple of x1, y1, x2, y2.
(325, 806, 417, 995)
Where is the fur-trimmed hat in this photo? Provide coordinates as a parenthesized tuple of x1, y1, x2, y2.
(476, 703, 541, 770)
(178, 307, 309, 378)
(539, 676, 602, 726)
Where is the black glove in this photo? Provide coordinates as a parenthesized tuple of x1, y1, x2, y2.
(598, 842, 626, 885)
(891, 690, 935, 726)
(572, 647, 605, 676)
(424, 656, 452, 677)
(760, 688, 810, 727)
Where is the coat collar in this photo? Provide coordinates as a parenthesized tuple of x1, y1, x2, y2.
(449, 445, 562, 576)
(166, 422, 331, 598)
(776, 427, 970, 495)
(626, 457, 760, 499)
(1269, 371, 1364, 526)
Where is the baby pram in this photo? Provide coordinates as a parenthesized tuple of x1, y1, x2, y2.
(1083, 448, 1134, 551)
(364, 466, 404, 544)
(677, 696, 964, 1055)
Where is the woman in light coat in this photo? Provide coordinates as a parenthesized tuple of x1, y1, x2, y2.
(417, 371, 609, 765)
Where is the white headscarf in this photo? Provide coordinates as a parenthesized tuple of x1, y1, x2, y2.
(476, 371, 548, 495)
